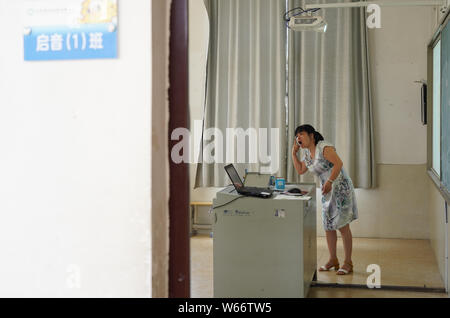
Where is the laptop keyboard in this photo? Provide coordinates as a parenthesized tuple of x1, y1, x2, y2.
(242, 187, 271, 193)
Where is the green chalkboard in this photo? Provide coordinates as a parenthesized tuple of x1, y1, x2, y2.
(442, 23, 450, 193)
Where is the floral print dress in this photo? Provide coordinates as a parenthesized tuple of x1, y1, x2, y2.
(301, 140, 358, 231)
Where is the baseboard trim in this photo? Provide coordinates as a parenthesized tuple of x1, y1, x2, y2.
(311, 282, 446, 294)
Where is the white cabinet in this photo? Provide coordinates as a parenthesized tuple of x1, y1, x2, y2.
(212, 184, 316, 298)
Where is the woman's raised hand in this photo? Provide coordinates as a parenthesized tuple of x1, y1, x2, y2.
(292, 138, 300, 155)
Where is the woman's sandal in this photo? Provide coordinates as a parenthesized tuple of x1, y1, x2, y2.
(336, 261, 353, 275)
(319, 259, 340, 272)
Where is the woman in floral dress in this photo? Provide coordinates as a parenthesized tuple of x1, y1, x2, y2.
(292, 124, 358, 275)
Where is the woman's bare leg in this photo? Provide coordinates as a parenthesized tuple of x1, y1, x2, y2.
(338, 224, 353, 265)
(325, 230, 338, 263)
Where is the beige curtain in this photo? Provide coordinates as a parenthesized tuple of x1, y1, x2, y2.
(286, 0, 376, 189)
(195, 0, 288, 187)
(195, 0, 376, 189)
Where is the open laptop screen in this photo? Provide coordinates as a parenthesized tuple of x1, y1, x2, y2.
(224, 164, 243, 189)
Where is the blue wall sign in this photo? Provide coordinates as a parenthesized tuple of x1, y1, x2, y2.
(24, 0, 118, 61)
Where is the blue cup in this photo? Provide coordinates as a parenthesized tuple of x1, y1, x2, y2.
(275, 178, 285, 190)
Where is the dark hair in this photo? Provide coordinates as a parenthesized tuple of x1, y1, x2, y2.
(294, 124, 324, 146)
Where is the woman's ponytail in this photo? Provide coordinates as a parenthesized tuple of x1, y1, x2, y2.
(314, 131, 324, 144)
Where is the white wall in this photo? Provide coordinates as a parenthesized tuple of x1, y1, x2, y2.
(369, 3, 436, 164)
(428, 181, 447, 289)
(0, 0, 151, 297)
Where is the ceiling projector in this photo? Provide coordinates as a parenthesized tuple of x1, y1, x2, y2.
(288, 15, 327, 32)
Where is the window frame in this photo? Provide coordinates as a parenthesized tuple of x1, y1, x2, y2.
(428, 12, 450, 204)
(431, 38, 441, 179)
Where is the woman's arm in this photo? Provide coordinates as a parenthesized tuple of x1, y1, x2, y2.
(323, 146, 343, 182)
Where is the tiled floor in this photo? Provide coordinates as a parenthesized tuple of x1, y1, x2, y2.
(190, 235, 448, 298)
(316, 237, 445, 288)
(190, 234, 214, 297)
(308, 287, 448, 298)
